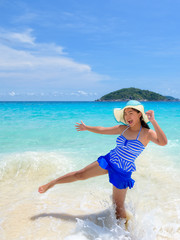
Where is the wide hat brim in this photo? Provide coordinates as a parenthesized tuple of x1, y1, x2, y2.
(114, 105, 149, 125)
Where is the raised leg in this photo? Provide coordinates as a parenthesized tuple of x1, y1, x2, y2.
(38, 161, 108, 193)
(112, 186, 128, 220)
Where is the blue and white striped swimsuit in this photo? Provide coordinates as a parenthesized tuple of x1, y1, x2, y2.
(109, 126, 145, 172)
(97, 126, 145, 189)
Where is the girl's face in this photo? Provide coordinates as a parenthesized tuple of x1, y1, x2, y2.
(124, 108, 142, 126)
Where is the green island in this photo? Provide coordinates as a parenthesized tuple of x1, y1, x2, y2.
(96, 87, 179, 101)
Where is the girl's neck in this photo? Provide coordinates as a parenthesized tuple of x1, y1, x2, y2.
(129, 122, 141, 132)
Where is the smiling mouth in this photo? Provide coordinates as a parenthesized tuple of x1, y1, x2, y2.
(128, 120, 133, 124)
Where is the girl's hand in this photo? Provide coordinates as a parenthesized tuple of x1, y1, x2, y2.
(145, 110, 155, 122)
(75, 121, 87, 131)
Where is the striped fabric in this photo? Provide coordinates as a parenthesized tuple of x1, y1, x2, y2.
(109, 126, 145, 172)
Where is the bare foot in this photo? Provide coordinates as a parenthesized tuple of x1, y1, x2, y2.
(38, 182, 54, 194)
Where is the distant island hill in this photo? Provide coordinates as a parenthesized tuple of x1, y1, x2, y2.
(96, 88, 179, 102)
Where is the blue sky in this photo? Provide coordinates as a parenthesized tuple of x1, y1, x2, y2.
(0, 0, 180, 101)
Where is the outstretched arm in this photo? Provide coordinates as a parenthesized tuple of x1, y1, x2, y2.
(75, 121, 123, 135)
(146, 110, 168, 146)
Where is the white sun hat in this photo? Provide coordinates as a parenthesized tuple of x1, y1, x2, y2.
(114, 100, 149, 125)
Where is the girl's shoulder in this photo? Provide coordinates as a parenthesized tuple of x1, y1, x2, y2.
(141, 127, 155, 146)
(119, 124, 129, 134)
(141, 127, 152, 137)
(139, 127, 150, 147)
(142, 127, 155, 135)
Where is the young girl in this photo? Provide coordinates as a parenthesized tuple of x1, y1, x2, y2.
(38, 100, 167, 222)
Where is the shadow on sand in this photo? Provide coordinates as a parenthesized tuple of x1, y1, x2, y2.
(30, 209, 113, 223)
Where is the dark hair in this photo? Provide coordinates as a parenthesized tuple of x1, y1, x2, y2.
(132, 108, 150, 129)
(140, 116, 150, 129)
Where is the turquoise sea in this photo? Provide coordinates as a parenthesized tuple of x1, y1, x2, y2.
(0, 101, 180, 240)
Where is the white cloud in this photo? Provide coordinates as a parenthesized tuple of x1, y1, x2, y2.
(10, 29, 35, 45)
(0, 29, 108, 94)
(69, 90, 97, 97)
(77, 90, 88, 95)
(0, 43, 90, 71)
(0, 28, 35, 45)
(35, 43, 65, 55)
(1, 90, 98, 98)
(9, 91, 16, 96)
